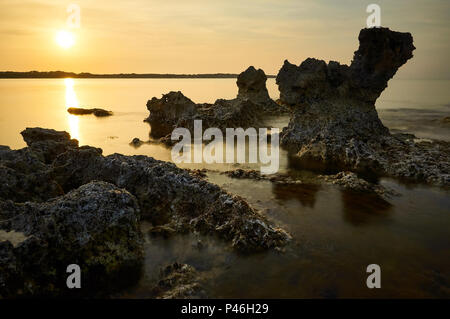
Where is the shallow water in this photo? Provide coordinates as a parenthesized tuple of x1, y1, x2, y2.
(0, 78, 449, 298)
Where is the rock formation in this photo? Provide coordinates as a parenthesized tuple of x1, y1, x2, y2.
(145, 66, 286, 142)
(1, 127, 289, 246)
(276, 27, 449, 186)
(0, 181, 143, 297)
(145, 91, 262, 140)
(237, 66, 286, 114)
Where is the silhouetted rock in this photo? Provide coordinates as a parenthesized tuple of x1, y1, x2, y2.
(276, 28, 449, 186)
(237, 66, 287, 113)
(130, 137, 144, 147)
(0, 181, 143, 298)
(145, 91, 262, 140)
(67, 107, 113, 117)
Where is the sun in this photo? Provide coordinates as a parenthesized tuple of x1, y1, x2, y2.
(56, 30, 75, 49)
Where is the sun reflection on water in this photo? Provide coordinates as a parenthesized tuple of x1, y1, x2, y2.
(64, 78, 80, 141)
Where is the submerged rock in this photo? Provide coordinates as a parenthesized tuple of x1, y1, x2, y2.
(67, 107, 113, 117)
(276, 28, 449, 186)
(0, 181, 144, 298)
(320, 171, 398, 199)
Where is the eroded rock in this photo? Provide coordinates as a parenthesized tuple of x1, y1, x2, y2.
(1, 128, 290, 253)
(0, 181, 144, 298)
(237, 66, 286, 114)
(276, 28, 449, 186)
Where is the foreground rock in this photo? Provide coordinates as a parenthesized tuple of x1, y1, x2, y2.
(1, 128, 290, 254)
(0, 181, 143, 298)
(276, 28, 449, 186)
(67, 107, 113, 117)
(151, 263, 206, 299)
(237, 66, 287, 114)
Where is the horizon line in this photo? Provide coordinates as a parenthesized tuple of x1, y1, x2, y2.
(0, 70, 277, 79)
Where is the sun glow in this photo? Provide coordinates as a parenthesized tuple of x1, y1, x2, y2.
(56, 30, 75, 49)
(64, 78, 80, 141)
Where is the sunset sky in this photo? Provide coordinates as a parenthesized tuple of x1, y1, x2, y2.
(1, 0, 449, 78)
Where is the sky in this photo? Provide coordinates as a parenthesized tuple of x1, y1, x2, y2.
(0, 0, 449, 79)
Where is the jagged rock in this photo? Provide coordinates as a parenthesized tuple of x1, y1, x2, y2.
(145, 91, 262, 139)
(1, 128, 290, 253)
(51, 150, 290, 252)
(67, 107, 113, 117)
(0, 145, 63, 202)
(0, 181, 144, 298)
(276, 28, 449, 186)
(151, 263, 206, 299)
(237, 66, 286, 114)
(21, 127, 79, 163)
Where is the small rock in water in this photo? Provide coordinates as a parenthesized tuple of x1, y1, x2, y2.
(130, 137, 144, 147)
(67, 107, 113, 117)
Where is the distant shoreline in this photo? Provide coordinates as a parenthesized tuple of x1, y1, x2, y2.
(0, 71, 276, 79)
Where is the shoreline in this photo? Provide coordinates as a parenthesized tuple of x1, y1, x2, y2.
(0, 71, 276, 79)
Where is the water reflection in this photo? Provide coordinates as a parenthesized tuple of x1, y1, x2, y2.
(272, 183, 321, 208)
(64, 78, 80, 141)
(340, 190, 392, 226)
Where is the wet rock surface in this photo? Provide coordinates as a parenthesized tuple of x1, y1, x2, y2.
(151, 262, 206, 299)
(0, 181, 143, 298)
(276, 28, 449, 186)
(221, 168, 396, 200)
(2, 128, 290, 251)
(319, 171, 398, 199)
(67, 107, 113, 117)
(0, 128, 291, 297)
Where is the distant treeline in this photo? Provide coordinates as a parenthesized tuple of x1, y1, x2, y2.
(0, 71, 276, 79)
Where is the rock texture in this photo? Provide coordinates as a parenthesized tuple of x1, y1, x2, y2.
(320, 171, 397, 199)
(1, 128, 290, 254)
(0, 181, 143, 298)
(67, 107, 112, 117)
(237, 66, 286, 114)
(276, 28, 449, 186)
(151, 263, 206, 299)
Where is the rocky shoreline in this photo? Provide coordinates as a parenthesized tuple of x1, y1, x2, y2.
(1, 27, 449, 299)
(0, 128, 290, 297)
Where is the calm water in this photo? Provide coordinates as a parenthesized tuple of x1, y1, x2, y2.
(0, 78, 449, 298)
